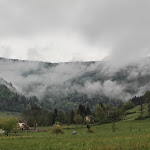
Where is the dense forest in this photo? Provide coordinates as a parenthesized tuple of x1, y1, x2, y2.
(0, 84, 39, 112)
(1, 79, 150, 128)
(0, 81, 122, 112)
(1, 72, 150, 130)
(23, 90, 150, 128)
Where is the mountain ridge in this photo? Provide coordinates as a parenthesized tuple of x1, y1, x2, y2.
(0, 57, 150, 110)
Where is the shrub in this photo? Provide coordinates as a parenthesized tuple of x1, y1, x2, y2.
(50, 125, 64, 135)
(87, 128, 95, 133)
(87, 124, 91, 131)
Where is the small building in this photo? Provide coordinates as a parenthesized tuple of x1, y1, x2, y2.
(0, 129, 4, 134)
(18, 120, 29, 130)
(18, 123, 26, 130)
(85, 115, 94, 123)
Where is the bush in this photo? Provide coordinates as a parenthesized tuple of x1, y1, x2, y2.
(87, 124, 91, 130)
(87, 128, 95, 133)
(50, 125, 64, 135)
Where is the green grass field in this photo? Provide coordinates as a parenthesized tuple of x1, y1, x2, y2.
(0, 111, 22, 119)
(125, 104, 148, 120)
(0, 119, 150, 150)
(0, 105, 149, 150)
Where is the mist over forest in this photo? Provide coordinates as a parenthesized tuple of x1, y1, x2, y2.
(0, 57, 150, 110)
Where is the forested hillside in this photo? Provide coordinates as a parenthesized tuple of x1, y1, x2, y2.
(0, 57, 150, 110)
(0, 84, 38, 112)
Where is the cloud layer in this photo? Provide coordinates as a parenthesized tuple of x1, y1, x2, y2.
(0, 0, 150, 63)
(0, 58, 150, 103)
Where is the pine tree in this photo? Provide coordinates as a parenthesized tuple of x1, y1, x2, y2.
(70, 110, 74, 124)
(52, 108, 58, 125)
(86, 105, 91, 115)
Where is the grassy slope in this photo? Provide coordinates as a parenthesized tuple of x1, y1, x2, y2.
(0, 111, 22, 119)
(0, 119, 150, 150)
(125, 104, 148, 120)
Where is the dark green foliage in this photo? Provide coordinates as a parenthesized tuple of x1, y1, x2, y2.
(52, 108, 58, 125)
(23, 106, 42, 129)
(85, 105, 91, 115)
(86, 124, 91, 131)
(57, 111, 66, 124)
(50, 125, 64, 135)
(2, 117, 18, 136)
(86, 124, 95, 133)
(145, 91, 150, 116)
(131, 95, 145, 106)
(40, 100, 52, 110)
(69, 110, 75, 124)
(145, 91, 150, 102)
(111, 109, 122, 122)
(74, 114, 82, 128)
(0, 78, 123, 113)
(87, 128, 95, 133)
(24, 106, 53, 127)
(148, 102, 150, 116)
(78, 104, 85, 116)
(122, 100, 135, 110)
(96, 105, 105, 123)
(0, 84, 39, 112)
(38, 109, 52, 126)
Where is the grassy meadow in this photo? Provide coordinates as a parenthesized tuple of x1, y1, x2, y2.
(0, 111, 22, 119)
(0, 119, 150, 150)
(125, 104, 148, 120)
(0, 105, 149, 150)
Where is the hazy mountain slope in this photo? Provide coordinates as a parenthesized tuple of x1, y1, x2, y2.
(0, 57, 150, 110)
(0, 78, 40, 112)
(0, 77, 17, 93)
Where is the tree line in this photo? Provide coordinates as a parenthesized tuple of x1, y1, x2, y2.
(0, 84, 39, 112)
(23, 90, 150, 129)
(1, 90, 150, 136)
(23, 103, 123, 130)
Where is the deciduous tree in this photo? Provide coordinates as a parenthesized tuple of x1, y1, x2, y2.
(2, 117, 18, 136)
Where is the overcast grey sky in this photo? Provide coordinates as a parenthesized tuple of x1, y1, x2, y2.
(0, 0, 150, 63)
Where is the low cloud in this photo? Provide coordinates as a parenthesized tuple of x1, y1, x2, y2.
(0, 0, 150, 63)
(0, 58, 150, 103)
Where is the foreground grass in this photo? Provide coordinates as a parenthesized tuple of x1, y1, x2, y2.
(0, 119, 150, 150)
